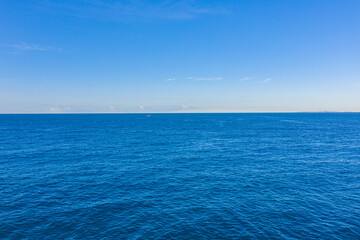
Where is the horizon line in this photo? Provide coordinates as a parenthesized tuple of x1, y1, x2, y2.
(1, 111, 360, 114)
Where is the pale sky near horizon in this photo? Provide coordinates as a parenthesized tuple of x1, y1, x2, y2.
(1, 0, 360, 113)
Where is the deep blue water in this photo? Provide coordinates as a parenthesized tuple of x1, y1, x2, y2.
(1, 113, 360, 239)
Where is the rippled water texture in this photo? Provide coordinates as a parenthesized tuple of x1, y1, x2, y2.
(1, 113, 360, 239)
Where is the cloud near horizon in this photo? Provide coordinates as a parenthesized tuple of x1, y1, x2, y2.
(49, 105, 75, 113)
(47, 104, 190, 113)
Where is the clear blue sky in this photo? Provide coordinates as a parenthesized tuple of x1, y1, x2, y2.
(1, 0, 359, 113)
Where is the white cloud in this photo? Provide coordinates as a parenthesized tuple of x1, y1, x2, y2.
(263, 78, 271, 83)
(2, 104, 201, 113)
(165, 78, 176, 81)
(5, 43, 62, 52)
(49, 107, 59, 113)
(48, 105, 74, 113)
(25, 1, 227, 21)
(239, 77, 253, 81)
(109, 105, 117, 112)
(190, 77, 223, 81)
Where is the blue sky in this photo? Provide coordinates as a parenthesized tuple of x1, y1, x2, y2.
(1, 0, 359, 113)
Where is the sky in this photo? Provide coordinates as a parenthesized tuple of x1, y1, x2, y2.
(0, 0, 359, 113)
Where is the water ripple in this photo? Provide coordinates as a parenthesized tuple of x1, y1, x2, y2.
(1, 113, 360, 239)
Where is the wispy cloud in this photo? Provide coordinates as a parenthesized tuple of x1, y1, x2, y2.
(109, 105, 116, 112)
(188, 77, 223, 81)
(26, 1, 228, 21)
(106, 104, 195, 113)
(47, 105, 110, 113)
(2, 103, 199, 113)
(263, 78, 271, 83)
(141, 104, 195, 112)
(49, 105, 74, 113)
(4, 43, 62, 52)
(239, 77, 253, 82)
(165, 78, 176, 81)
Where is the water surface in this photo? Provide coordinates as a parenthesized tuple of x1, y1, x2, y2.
(1, 113, 360, 239)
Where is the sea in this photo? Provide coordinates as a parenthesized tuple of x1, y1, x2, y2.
(1, 113, 360, 239)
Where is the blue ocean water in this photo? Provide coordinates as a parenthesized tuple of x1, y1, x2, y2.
(1, 113, 360, 239)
